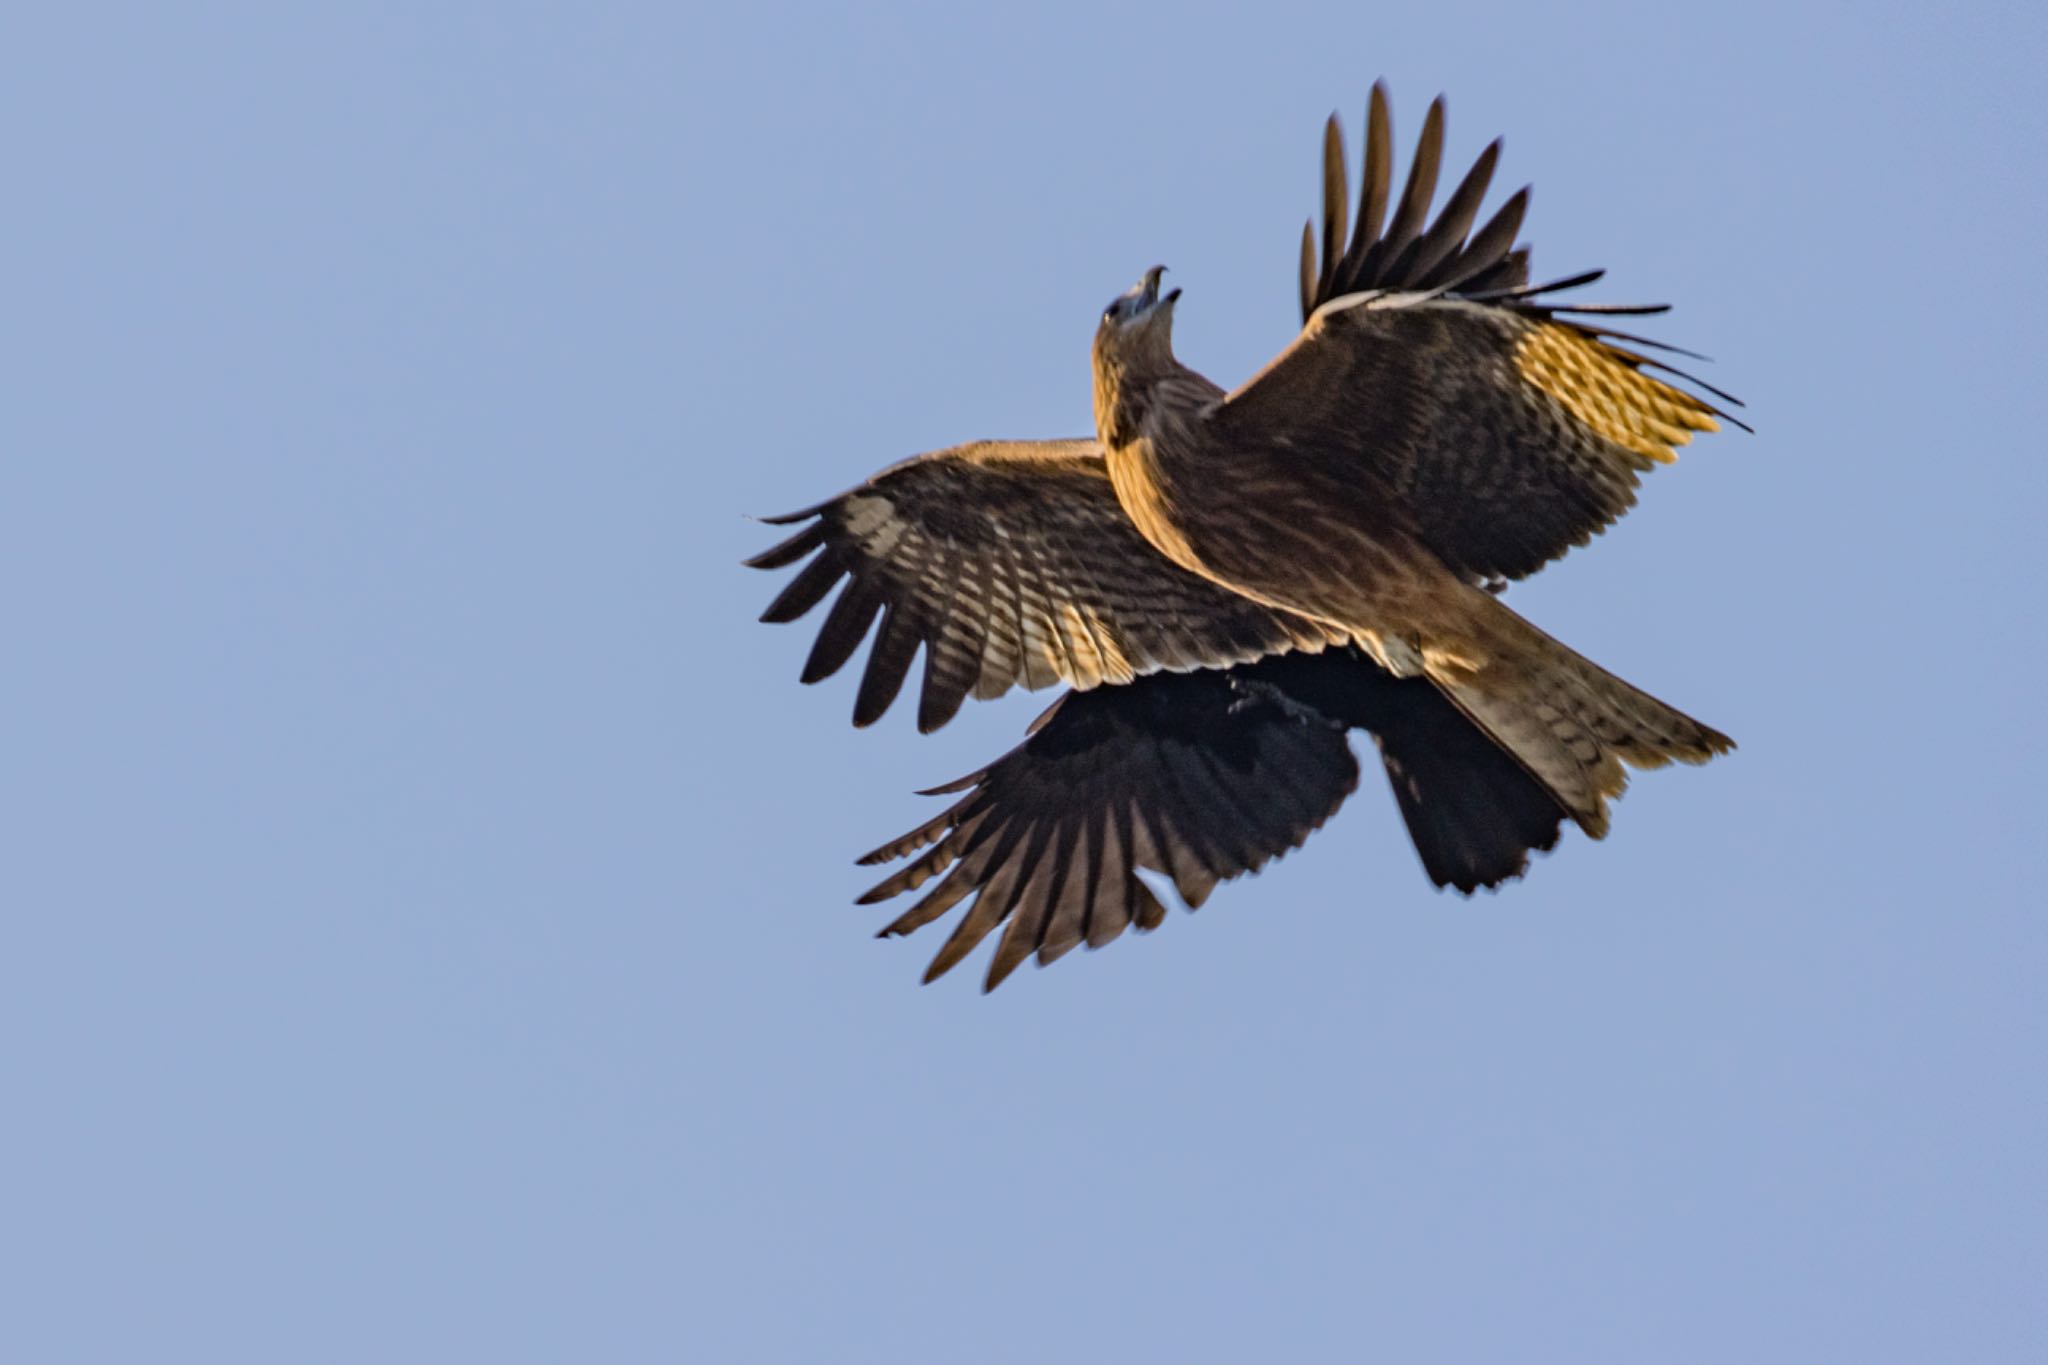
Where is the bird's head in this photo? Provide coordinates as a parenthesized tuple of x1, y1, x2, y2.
(1093, 265, 1182, 372)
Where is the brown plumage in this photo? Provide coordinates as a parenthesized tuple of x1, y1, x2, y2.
(747, 82, 1739, 989)
(745, 440, 1342, 732)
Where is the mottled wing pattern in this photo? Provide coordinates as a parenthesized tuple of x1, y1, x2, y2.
(854, 664, 1361, 991)
(1219, 297, 1726, 581)
(746, 439, 1342, 731)
(856, 648, 1571, 991)
(1267, 81, 1742, 582)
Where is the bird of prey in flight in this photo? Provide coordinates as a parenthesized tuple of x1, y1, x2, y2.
(747, 83, 1740, 991)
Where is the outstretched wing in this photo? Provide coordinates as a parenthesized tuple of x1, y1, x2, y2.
(855, 648, 1569, 991)
(746, 439, 1341, 731)
(1256, 82, 1742, 582)
(1298, 82, 1532, 320)
(853, 664, 1360, 991)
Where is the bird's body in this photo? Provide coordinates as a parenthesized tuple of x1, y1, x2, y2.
(746, 82, 1743, 988)
(1096, 347, 1452, 673)
(1091, 265, 1731, 840)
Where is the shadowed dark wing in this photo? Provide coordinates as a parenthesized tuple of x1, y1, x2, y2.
(856, 648, 1567, 991)
(1262, 82, 1743, 582)
(854, 664, 1359, 992)
(1251, 651, 1568, 893)
(745, 439, 1342, 730)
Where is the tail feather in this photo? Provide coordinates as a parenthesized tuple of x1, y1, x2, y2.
(1371, 698, 1569, 892)
(1430, 601, 1732, 839)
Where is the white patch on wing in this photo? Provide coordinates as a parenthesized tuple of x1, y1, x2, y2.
(1309, 288, 1445, 327)
(841, 493, 895, 539)
(1307, 289, 1385, 324)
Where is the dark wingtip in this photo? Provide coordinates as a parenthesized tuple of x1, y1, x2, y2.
(754, 500, 834, 526)
(915, 771, 984, 797)
(1528, 267, 1606, 297)
(741, 545, 795, 570)
(743, 518, 829, 570)
(1299, 219, 1317, 322)
(1551, 301, 1674, 318)
(854, 837, 904, 867)
(1583, 324, 1707, 361)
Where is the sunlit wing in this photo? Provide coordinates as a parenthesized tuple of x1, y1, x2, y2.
(1255, 81, 1744, 583)
(745, 439, 1343, 730)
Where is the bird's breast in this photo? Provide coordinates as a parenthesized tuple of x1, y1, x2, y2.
(1104, 436, 1208, 577)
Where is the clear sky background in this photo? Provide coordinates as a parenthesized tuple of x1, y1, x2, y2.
(4, 3, 2043, 1361)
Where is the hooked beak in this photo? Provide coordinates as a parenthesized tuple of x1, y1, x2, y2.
(1141, 264, 1182, 310)
(1121, 265, 1182, 318)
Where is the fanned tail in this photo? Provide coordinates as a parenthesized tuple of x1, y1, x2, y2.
(1429, 599, 1732, 839)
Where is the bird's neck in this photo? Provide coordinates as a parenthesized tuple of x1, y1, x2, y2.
(1093, 351, 1220, 578)
(1093, 347, 1206, 455)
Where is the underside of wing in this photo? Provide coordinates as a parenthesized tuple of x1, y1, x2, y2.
(854, 664, 1362, 991)
(1271, 82, 1745, 582)
(745, 439, 1341, 731)
(854, 647, 1572, 990)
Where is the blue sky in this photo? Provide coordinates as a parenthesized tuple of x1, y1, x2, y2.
(4, 3, 2044, 1361)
